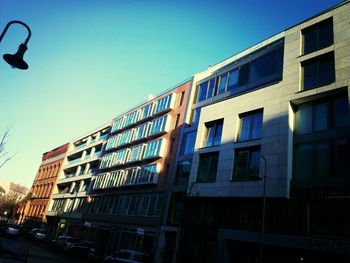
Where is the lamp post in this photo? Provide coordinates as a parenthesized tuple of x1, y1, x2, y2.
(259, 155, 267, 263)
(0, 20, 32, 69)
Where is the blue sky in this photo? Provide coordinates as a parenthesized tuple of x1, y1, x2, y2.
(0, 0, 343, 187)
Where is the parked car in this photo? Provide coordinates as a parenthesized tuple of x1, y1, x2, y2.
(0, 224, 20, 239)
(103, 250, 151, 263)
(70, 240, 103, 258)
(29, 228, 47, 241)
(51, 235, 79, 251)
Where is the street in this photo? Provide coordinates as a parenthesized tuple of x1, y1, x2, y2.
(0, 236, 85, 263)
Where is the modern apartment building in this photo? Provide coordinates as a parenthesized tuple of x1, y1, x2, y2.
(46, 123, 110, 237)
(19, 144, 69, 225)
(82, 79, 192, 256)
(167, 1, 350, 262)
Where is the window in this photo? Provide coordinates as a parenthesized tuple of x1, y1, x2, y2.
(105, 135, 118, 150)
(197, 82, 208, 102)
(128, 144, 144, 162)
(123, 167, 140, 185)
(197, 152, 219, 183)
(303, 18, 333, 55)
(233, 147, 260, 180)
(105, 172, 118, 188)
(191, 107, 201, 124)
(111, 117, 125, 133)
(181, 131, 196, 155)
(136, 195, 150, 216)
(238, 110, 263, 141)
(100, 153, 113, 169)
(140, 103, 153, 120)
(294, 139, 350, 180)
(114, 170, 125, 187)
(117, 129, 134, 146)
(169, 138, 175, 153)
(174, 160, 191, 186)
(93, 174, 105, 189)
(179, 91, 185, 106)
(295, 95, 350, 135)
(137, 164, 158, 184)
(174, 114, 180, 128)
(302, 52, 335, 90)
(149, 115, 168, 136)
(124, 111, 139, 127)
(203, 119, 223, 147)
(196, 40, 283, 103)
(154, 94, 173, 114)
(217, 72, 228, 94)
(134, 123, 149, 141)
(111, 149, 129, 166)
(143, 139, 163, 159)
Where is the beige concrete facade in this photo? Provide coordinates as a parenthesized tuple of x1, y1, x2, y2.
(187, 1, 350, 199)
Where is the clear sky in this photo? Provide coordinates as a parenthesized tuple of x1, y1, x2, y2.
(0, 0, 344, 188)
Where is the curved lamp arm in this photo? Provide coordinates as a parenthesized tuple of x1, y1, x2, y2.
(0, 20, 32, 44)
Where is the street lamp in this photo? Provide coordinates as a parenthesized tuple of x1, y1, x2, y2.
(0, 20, 32, 70)
(258, 155, 267, 263)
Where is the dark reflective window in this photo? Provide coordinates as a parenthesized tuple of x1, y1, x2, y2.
(303, 18, 333, 54)
(181, 131, 196, 155)
(233, 147, 260, 180)
(302, 52, 335, 90)
(197, 152, 219, 182)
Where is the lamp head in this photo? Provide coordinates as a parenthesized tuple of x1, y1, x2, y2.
(3, 43, 29, 70)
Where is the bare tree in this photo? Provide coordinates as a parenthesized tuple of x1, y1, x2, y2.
(0, 127, 16, 169)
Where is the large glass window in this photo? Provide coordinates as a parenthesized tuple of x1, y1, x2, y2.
(111, 149, 129, 166)
(137, 164, 158, 184)
(233, 147, 260, 180)
(174, 160, 191, 186)
(143, 139, 163, 159)
(154, 94, 173, 114)
(180, 131, 196, 155)
(140, 103, 154, 120)
(117, 129, 134, 146)
(217, 73, 228, 95)
(238, 110, 263, 141)
(203, 119, 223, 147)
(295, 95, 350, 135)
(149, 115, 168, 136)
(124, 111, 139, 127)
(100, 153, 113, 169)
(128, 144, 144, 162)
(195, 41, 283, 103)
(303, 18, 333, 55)
(302, 52, 335, 90)
(134, 123, 149, 141)
(294, 140, 350, 180)
(105, 135, 119, 150)
(111, 117, 125, 133)
(197, 152, 219, 183)
(197, 82, 208, 103)
(123, 167, 140, 186)
(93, 174, 105, 189)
